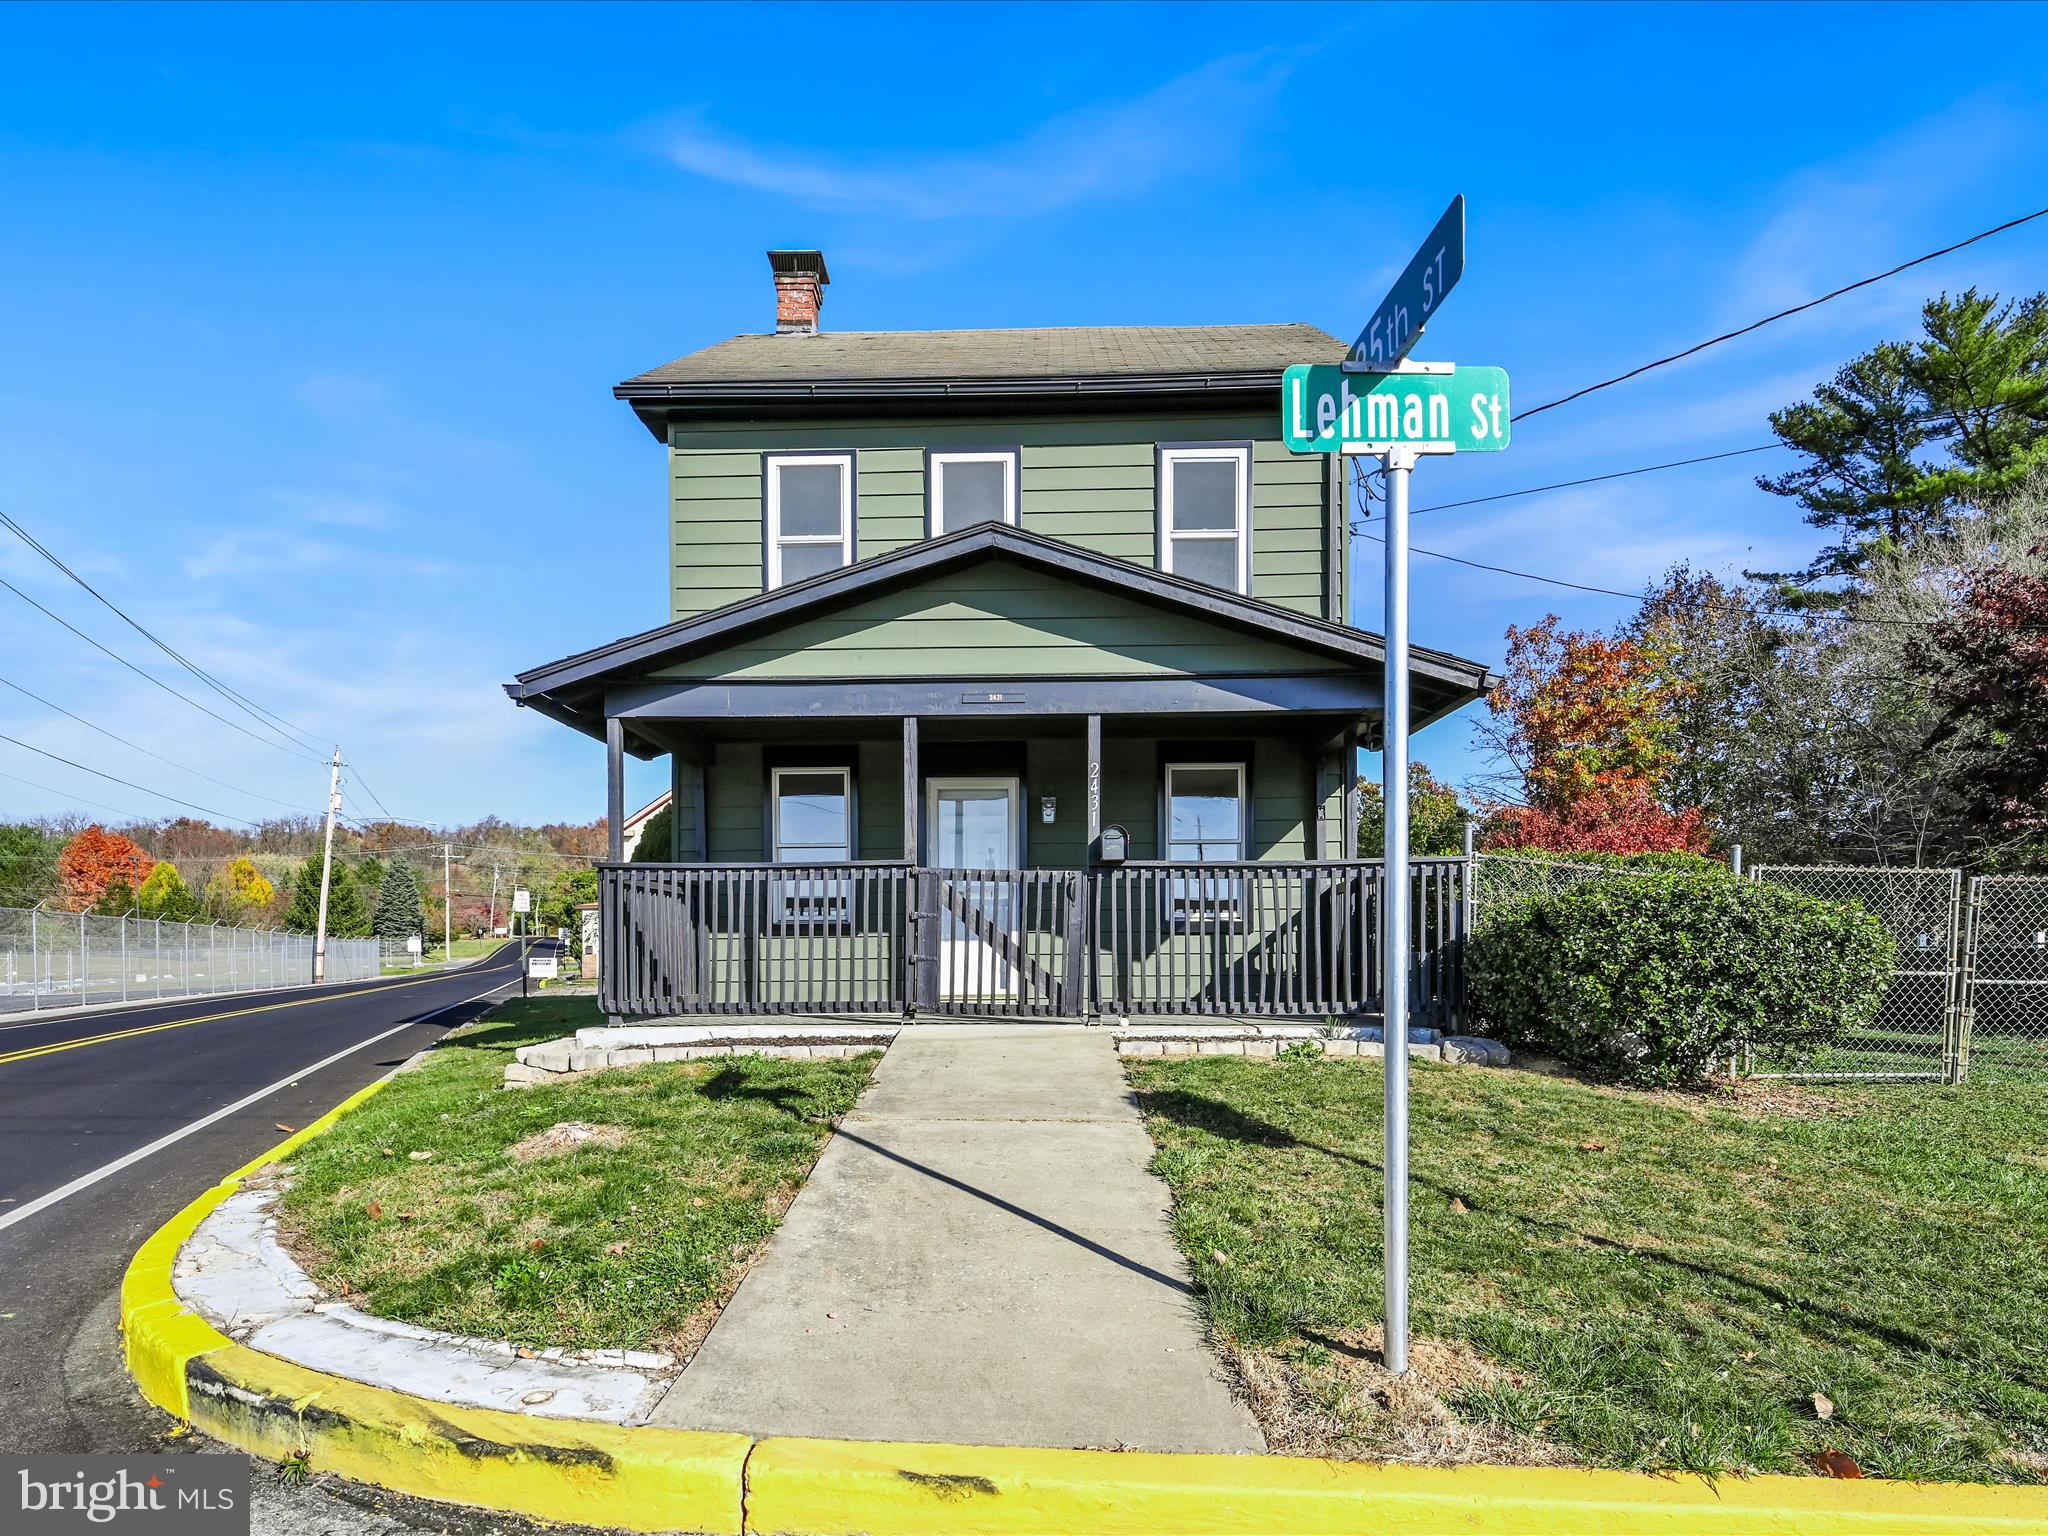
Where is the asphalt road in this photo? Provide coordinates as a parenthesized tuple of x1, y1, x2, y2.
(0, 942, 540, 1463)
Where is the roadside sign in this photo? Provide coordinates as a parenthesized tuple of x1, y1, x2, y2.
(405, 935, 421, 954)
(527, 954, 558, 980)
(1282, 363, 1510, 454)
(512, 888, 531, 914)
(1347, 195, 1464, 371)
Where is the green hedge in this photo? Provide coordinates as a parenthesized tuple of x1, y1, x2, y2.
(1467, 873, 1894, 1086)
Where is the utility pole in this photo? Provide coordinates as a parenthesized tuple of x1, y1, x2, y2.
(312, 748, 343, 983)
(443, 842, 453, 957)
(488, 863, 501, 937)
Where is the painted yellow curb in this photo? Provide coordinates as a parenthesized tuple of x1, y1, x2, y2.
(188, 1344, 749, 1536)
(118, 1073, 751, 1535)
(120, 1060, 2048, 1536)
(743, 1436, 2048, 1536)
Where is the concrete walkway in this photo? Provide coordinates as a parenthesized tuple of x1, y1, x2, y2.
(652, 1024, 1263, 1453)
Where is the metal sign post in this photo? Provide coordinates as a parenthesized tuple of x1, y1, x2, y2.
(1379, 442, 1420, 1378)
(1283, 194, 1508, 1378)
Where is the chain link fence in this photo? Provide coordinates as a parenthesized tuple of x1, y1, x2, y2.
(0, 904, 378, 1015)
(1962, 876, 2048, 1082)
(1468, 853, 2048, 1084)
(1746, 866, 1964, 1081)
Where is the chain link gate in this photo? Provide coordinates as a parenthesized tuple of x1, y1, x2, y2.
(1749, 866, 1964, 1081)
(1961, 875, 2048, 1081)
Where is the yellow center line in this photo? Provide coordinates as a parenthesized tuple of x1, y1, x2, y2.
(0, 961, 516, 1068)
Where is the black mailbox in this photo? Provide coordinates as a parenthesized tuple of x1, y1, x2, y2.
(1098, 824, 1129, 864)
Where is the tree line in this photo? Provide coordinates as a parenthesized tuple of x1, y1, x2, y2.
(0, 814, 606, 944)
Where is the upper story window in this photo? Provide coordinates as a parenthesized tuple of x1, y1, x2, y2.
(928, 449, 1019, 535)
(1158, 444, 1250, 594)
(765, 452, 854, 588)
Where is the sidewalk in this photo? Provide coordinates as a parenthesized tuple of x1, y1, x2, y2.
(652, 1024, 1263, 1453)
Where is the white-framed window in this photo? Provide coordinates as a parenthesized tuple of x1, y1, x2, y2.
(1164, 761, 1247, 925)
(770, 765, 854, 923)
(1159, 444, 1250, 593)
(765, 453, 854, 589)
(927, 449, 1019, 535)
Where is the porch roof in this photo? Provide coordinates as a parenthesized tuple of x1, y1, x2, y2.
(506, 523, 1493, 755)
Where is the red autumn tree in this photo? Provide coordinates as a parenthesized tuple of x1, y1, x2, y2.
(1478, 615, 1711, 853)
(1925, 545, 2048, 839)
(1485, 793, 1711, 855)
(56, 825, 155, 912)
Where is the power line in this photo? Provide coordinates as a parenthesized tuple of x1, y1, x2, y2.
(0, 509, 330, 756)
(1353, 528, 2048, 630)
(0, 572, 325, 765)
(0, 731, 264, 825)
(0, 766, 160, 824)
(0, 671, 316, 816)
(1513, 203, 2048, 422)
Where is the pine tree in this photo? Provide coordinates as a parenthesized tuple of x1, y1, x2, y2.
(1753, 288, 2048, 597)
(372, 861, 425, 944)
(282, 853, 370, 937)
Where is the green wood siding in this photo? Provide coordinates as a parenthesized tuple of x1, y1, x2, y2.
(668, 412, 1331, 622)
(653, 563, 1328, 682)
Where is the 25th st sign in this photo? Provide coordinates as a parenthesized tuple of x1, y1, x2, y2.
(1281, 362, 1511, 454)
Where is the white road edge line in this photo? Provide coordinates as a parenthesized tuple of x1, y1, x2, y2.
(0, 975, 523, 1236)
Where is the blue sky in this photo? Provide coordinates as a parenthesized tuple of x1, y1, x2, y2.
(1, 2, 2045, 831)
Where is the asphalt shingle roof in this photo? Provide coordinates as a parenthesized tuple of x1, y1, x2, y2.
(619, 323, 1348, 389)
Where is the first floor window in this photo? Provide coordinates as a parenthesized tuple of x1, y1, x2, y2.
(771, 765, 853, 922)
(1165, 761, 1246, 925)
(1160, 445, 1249, 593)
(766, 453, 854, 588)
(928, 449, 1018, 534)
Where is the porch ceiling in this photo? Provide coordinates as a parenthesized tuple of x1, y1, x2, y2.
(507, 523, 1493, 757)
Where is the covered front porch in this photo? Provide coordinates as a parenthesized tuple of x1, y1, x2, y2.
(507, 524, 1489, 1025)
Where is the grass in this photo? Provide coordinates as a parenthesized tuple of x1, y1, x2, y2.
(1128, 1053, 2048, 1483)
(274, 994, 876, 1353)
(380, 937, 517, 974)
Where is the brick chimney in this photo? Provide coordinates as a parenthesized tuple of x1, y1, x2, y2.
(768, 249, 829, 334)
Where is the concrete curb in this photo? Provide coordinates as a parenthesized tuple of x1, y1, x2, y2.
(121, 1080, 2048, 1536)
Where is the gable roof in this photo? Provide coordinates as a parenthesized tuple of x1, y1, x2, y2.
(506, 523, 1492, 744)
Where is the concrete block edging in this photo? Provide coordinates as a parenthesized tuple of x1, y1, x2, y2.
(121, 1083, 2048, 1536)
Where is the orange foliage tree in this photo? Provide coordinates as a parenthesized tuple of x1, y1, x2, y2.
(1479, 616, 1711, 854)
(56, 825, 155, 912)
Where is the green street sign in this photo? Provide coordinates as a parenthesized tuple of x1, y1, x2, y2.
(1281, 363, 1511, 455)
(1349, 194, 1464, 369)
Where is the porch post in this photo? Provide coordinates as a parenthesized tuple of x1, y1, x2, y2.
(1084, 713, 1102, 861)
(901, 716, 920, 861)
(605, 718, 625, 862)
(1342, 725, 1361, 860)
(668, 752, 686, 861)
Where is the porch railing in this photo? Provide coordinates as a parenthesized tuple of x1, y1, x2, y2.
(600, 858, 1466, 1025)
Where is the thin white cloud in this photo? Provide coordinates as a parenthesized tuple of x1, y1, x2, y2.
(657, 49, 1300, 222)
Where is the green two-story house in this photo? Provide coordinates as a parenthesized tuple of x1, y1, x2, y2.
(509, 251, 1489, 1022)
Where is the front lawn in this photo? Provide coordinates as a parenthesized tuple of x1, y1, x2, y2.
(1129, 1054, 2048, 1483)
(275, 995, 876, 1354)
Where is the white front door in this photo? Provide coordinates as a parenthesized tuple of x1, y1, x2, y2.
(926, 777, 1021, 1001)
